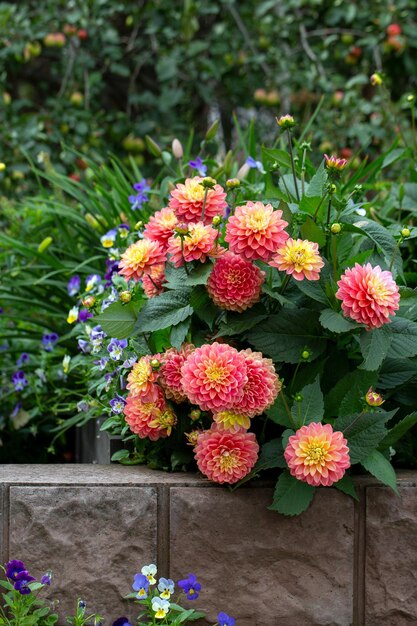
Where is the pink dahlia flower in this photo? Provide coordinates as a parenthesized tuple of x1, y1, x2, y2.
(168, 222, 222, 267)
(143, 208, 178, 250)
(142, 263, 166, 298)
(159, 344, 195, 403)
(336, 263, 400, 330)
(207, 252, 265, 312)
(119, 239, 166, 282)
(269, 238, 324, 281)
(284, 422, 350, 487)
(126, 356, 159, 398)
(225, 201, 289, 262)
(181, 342, 248, 411)
(124, 387, 176, 440)
(169, 176, 228, 224)
(194, 429, 259, 484)
(232, 349, 281, 418)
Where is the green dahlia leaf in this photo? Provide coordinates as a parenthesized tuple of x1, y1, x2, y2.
(94, 300, 142, 339)
(135, 289, 193, 332)
(337, 409, 397, 464)
(269, 471, 315, 516)
(358, 326, 392, 371)
(361, 450, 398, 494)
(291, 376, 324, 427)
(319, 309, 358, 334)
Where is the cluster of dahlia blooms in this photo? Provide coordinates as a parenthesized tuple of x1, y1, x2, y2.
(123, 341, 281, 485)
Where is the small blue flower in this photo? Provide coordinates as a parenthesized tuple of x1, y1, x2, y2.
(16, 353, 30, 366)
(85, 274, 101, 292)
(109, 395, 126, 414)
(189, 156, 207, 177)
(217, 612, 235, 626)
(67, 275, 81, 296)
(77, 400, 90, 412)
(78, 339, 91, 354)
(246, 156, 265, 173)
(94, 357, 109, 371)
(14, 571, 35, 595)
(177, 573, 201, 600)
(12, 371, 28, 392)
(113, 618, 131, 626)
(40, 571, 52, 586)
(107, 338, 128, 361)
(100, 229, 117, 248)
(129, 180, 150, 211)
(122, 356, 137, 369)
(118, 224, 130, 239)
(158, 577, 175, 599)
(42, 333, 59, 352)
(78, 309, 93, 323)
(90, 325, 106, 353)
(132, 573, 149, 599)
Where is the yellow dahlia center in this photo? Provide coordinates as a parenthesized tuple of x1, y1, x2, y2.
(186, 223, 207, 245)
(215, 411, 251, 430)
(369, 277, 389, 301)
(246, 209, 269, 232)
(301, 437, 330, 466)
(126, 243, 149, 267)
(205, 362, 227, 383)
(218, 448, 239, 471)
(150, 409, 177, 434)
(130, 361, 152, 387)
(285, 243, 314, 269)
(186, 180, 206, 202)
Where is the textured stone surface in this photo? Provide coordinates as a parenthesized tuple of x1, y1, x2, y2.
(9, 486, 157, 623)
(365, 482, 417, 625)
(170, 487, 354, 626)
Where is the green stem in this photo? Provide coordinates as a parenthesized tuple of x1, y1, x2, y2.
(326, 196, 332, 227)
(289, 361, 301, 394)
(287, 129, 300, 201)
(389, 239, 402, 272)
(280, 391, 297, 430)
(301, 148, 307, 197)
(411, 101, 416, 156)
(201, 188, 209, 221)
(280, 274, 291, 295)
(331, 235, 338, 280)
(312, 192, 327, 221)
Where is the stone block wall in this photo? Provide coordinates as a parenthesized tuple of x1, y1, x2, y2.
(0, 466, 416, 626)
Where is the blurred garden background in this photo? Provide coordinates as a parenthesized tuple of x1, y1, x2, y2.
(1, 0, 417, 464)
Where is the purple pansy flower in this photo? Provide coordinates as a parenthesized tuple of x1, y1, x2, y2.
(78, 309, 93, 323)
(118, 224, 130, 239)
(217, 612, 235, 626)
(177, 573, 201, 600)
(77, 400, 90, 412)
(78, 339, 91, 354)
(132, 573, 149, 599)
(246, 156, 265, 173)
(12, 371, 28, 392)
(113, 618, 131, 626)
(42, 333, 59, 352)
(122, 356, 137, 369)
(67, 275, 81, 296)
(14, 571, 35, 595)
(40, 571, 52, 586)
(129, 180, 150, 211)
(109, 395, 126, 414)
(85, 274, 101, 292)
(189, 156, 207, 177)
(5, 560, 26, 580)
(104, 259, 119, 286)
(90, 325, 106, 352)
(94, 357, 109, 371)
(107, 338, 128, 361)
(16, 353, 29, 366)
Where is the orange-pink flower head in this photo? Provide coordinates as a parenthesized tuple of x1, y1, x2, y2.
(225, 201, 289, 262)
(324, 154, 348, 172)
(142, 263, 166, 298)
(231, 349, 281, 418)
(169, 176, 228, 224)
(159, 344, 195, 403)
(180, 342, 248, 412)
(206, 251, 265, 312)
(168, 222, 223, 267)
(124, 387, 174, 440)
(126, 356, 159, 398)
(212, 410, 251, 432)
(336, 263, 400, 330)
(284, 422, 350, 487)
(119, 238, 167, 282)
(269, 238, 324, 281)
(194, 428, 259, 484)
(143, 208, 178, 250)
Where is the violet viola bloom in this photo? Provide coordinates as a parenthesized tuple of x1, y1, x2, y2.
(85, 274, 101, 292)
(78, 339, 91, 354)
(42, 333, 59, 352)
(217, 612, 235, 626)
(246, 156, 265, 173)
(107, 338, 128, 361)
(78, 309, 93, 323)
(67, 275, 81, 296)
(5, 560, 26, 581)
(129, 180, 150, 211)
(12, 371, 28, 392)
(122, 356, 137, 369)
(118, 224, 130, 238)
(109, 395, 126, 414)
(16, 353, 30, 366)
(177, 574, 201, 600)
(132, 573, 149, 600)
(113, 618, 132, 626)
(14, 571, 35, 595)
(189, 156, 207, 177)
(41, 571, 52, 585)
(94, 357, 109, 371)
(104, 259, 119, 286)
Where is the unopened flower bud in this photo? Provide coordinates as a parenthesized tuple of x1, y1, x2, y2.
(329, 183, 337, 194)
(236, 163, 250, 180)
(0, 163, 6, 171)
(189, 409, 201, 421)
(201, 176, 216, 189)
(300, 141, 312, 151)
(205, 119, 220, 141)
(294, 394, 303, 402)
(324, 154, 348, 172)
(38, 236, 53, 252)
(301, 350, 310, 360)
(134, 221, 143, 230)
(331, 223, 342, 234)
(185, 430, 201, 446)
(119, 291, 132, 303)
(212, 215, 222, 227)
(276, 114, 295, 130)
(226, 178, 240, 189)
(175, 223, 189, 236)
(172, 138, 183, 159)
(82, 296, 96, 308)
(407, 94, 415, 103)
(150, 358, 161, 370)
(401, 227, 411, 238)
(370, 73, 383, 86)
(365, 387, 384, 407)
(145, 135, 162, 157)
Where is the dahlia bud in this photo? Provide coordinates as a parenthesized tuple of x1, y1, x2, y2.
(236, 163, 251, 180)
(205, 119, 220, 141)
(212, 215, 222, 227)
(365, 387, 384, 407)
(82, 296, 96, 308)
(134, 221, 143, 230)
(150, 358, 161, 370)
(324, 154, 348, 172)
(145, 135, 162, 157)
(301, 350, 311, 360)
(172, 138, 183, 159)
(370, 73, 383, 86)
(329, 183, 337, 194)
(407, 94, 415, 103)
(276, 114, 295, 130)
(175, 223, 189, 236)
(299, 141, 312, 152)
(3, 92, 11, 105)
(226, 178, 241, 189)
(201, 176, 216, 189)
(0, 163, 6, 171)
(185, 430, 201, 446)
(119, 291, 132, 303)
(294, 393, 303, 402)
(189, 409, 201, 421)
(331, 223, 342, 234)
(401, 227, 411, 238)
(85, 213, 99, 229)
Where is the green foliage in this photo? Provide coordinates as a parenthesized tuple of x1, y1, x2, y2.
(269, 471, 315, 516)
